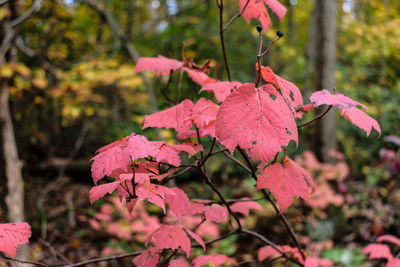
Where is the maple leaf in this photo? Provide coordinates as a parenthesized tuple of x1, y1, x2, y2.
(200, 81, 242, 102)
(0, 223, 31, 258)
(377, 235, 400, 246)
(258, 245, 304, 263)
(90, 134, 133, 184)
(192, 254, 237, 267)
(204, 204, 228, 223)
(310, 89, 367, 111)
(89, 181, 121, 204)
(165, 187, 191, 221)
(215, 83, 297, 163)
(146, 225, 192, 256)
(230, 198, 264, 216)
(142, 99, 194, 136)
(240, 0, 286, 32)
(183, 67, 215, 85)
(132, 247, 160, 267)
(340, 107, 381, 137)
(361, 243, 393, 260)
(257, 156, 315, 212)
(135, 55, 183, 76)
(185, 228, 206, 251)
(387, 258, 400, 267)
(259, 65, 303, 112)
(136, 183, 171, 213)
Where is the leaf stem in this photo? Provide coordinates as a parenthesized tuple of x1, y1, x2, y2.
(297, 105, 332, 128)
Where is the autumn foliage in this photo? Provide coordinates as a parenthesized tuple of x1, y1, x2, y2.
(0, 0, 387, 266)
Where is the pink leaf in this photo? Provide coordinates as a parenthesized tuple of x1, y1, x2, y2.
(142, 99, 194, 136)
(132, 247, 160, 267)
(127, 134, 160, 160)
(146, 225, 191, 257)
(259, 65, 303, 112)
(165, 187, 191, 221)
(230, 198, 264, 216)
(183, 67, 215, 85)
(261, 0, 287, 21)
(0, 223, 31, 258)
(257, 156, 315, 212)
(156, 144, 182, 166)
(305, 257, 334, 267)
(387, 258, 400, 267)
(340, 107, 381, 136)
(136, 183, 172, 213)
(204, 204, 228, 223)
(185, 228, 206, 251)
(136, 55, 183, 76)
(200, 81, 242, 102)
(91, 134, 133, 184)
(361, 243, 393, 260)
(377, 235, 400, 246)
(89, 181, 121, 204)
(169, 257, 190, 267)
(258, 245, 303, 263)
(215, 83, 297, 163)
(240, 0, 271, 31)
(192, 254, 237, 267)
(168, 142, 203, 157)
(258, 246, 281, 262)
(310, 89, 367, 111)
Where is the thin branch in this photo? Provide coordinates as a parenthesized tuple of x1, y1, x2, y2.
(217, 0, 231, 81)
(223, 0, 251, 31)
(198, 138, 216, 168)
(226, 196, 264, 203)
(221, 149, 251, 173)
(60, 251, 144, 267)
(160, 70, 175, 104)
(0, 252, 48, 267)
(10, 0, 42, 28)
(237, 147, 305, 262)
(198, 167, 242, 231)
(161, 166, 194, 185)
(297, 106, 332, 128)
(193, 229, 239, 247)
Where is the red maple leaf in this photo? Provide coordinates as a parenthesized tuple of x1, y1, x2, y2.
(377, 234, 400, 246)
(200, 81, 242, 102)
(204, 204, 228, 223)
(215, 83, 297, 163)
(146, 224, 204, 257)
(340, 107, 381, 136)
(240, 0, 286, 32)
(257, 156, 315, 212)
(132, 247, 160, 267)
(310, 89, 366, 111)
(0, 223, 31, 258)
(136, 55, 183, 76)
(361, 243, 393, 260)
(142, 99, 194, 136)
(259, 65, 303, 112)
(230, 198, 264, 216)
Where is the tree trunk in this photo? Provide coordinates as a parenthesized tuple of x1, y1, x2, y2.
(0, 2, 30, 265)
(313, 0, 337, 162)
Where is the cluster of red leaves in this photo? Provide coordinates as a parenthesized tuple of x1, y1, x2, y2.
(86, 49, 381, 265)
(361, 234, 400, 267)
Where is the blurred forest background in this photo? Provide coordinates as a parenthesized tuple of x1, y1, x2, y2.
(0, 0, 399, 266)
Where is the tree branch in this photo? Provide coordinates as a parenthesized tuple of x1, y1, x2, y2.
(223, 0, 251, 31)
(297, 105, 332, 128)
(0, 252, 48, 267)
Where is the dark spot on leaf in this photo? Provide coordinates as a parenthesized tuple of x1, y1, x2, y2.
(290, 91, 295, 102)
(269, 94, 277, 101)
(286, 128, 292, 135)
